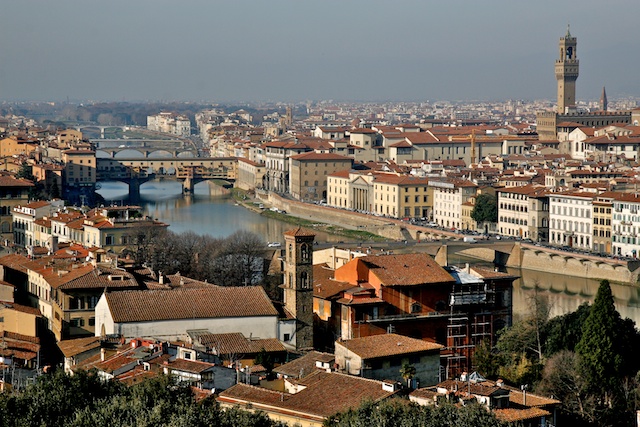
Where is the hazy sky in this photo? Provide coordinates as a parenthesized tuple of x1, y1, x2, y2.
(2, 1, 639, 103)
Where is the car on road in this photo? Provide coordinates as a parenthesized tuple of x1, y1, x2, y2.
(267, 242, 281, 248)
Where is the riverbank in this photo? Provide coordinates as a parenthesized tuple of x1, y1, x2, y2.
(231, 189, 387, 242)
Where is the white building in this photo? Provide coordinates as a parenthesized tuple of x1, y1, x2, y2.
(147, 112, 191, 137)
(497, 185, 549, 241)
(13, 200, 65, 249)
(95, 286, 282, 342)
(431, 179, 477, 230)
(611, 192, 640, 257)
(548, 191, 595, 250)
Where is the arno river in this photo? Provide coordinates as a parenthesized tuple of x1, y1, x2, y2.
(97, 180, 640, 325)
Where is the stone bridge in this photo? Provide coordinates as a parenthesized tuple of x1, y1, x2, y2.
(74, 125, 129, 139)
(97, 156, 237, 198)
(96, 139, 198, 158)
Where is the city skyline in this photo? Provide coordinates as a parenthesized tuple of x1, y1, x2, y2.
(2, 0, 639, 103)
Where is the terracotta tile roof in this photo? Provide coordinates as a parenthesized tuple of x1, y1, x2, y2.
(470, 267, 519, 281)
(437, 379, 505, 397)
(328, 169, 351, 178)
(42, 264, 138, 291)
(105, 286, 278, 323)
(357, 253, 454, 286)
(196, 332, 287, 355)
(218, 371, 395, 419)
(273, 350, 334, 378)
(338, 333, 443, 360)
(494, 407, 552, 423)
(0, 175, 34, 187)
(389, 140, 413, 148)
(283, 227, 316, 237)
(506, 387, 560, 407)
(289, 152, 352, 161)
(1, 301, 41, 316)
(0, 254, 33, 273)
(349, 128, 377, 134)
(335, 296, 385, 305)
(163, 274, 215, 288)
(115, 365, 158, 385)
(57, 336, 101, 358)
(313, 264, 353, 299)
(409, 388, 439, 401)
(34, 218, 52, 227)
(218, 383, 285, 406)
(24, 201, 50, 209)
(165, 358, 215, 374)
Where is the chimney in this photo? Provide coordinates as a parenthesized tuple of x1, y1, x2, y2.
(159, 272, 164, 285)
(521, 384, 528, 405)
(100, 348, 106, 362)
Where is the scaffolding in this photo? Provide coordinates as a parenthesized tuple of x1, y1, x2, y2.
(446, 279, 497, 379)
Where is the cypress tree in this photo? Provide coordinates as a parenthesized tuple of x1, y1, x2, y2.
(575, 280, 623, 397)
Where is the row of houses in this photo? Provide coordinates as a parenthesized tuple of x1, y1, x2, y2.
(11, 201, 167, 254)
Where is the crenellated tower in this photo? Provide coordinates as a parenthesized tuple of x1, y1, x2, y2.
(555, 25, 579, 113)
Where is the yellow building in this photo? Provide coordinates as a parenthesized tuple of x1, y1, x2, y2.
(592, 193, 613, 255)
(289, 152, 352, 202)
(327, 170, 431, 219)
(56, 129, 83, 147)
(62, 146, 96, 188)
(0, 136, 39, 157)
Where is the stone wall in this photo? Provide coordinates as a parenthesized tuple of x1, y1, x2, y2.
(458, 242, 640, 284)
(267, 193, 406, 240)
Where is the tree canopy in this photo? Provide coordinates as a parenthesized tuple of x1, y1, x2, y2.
(0, 370, 283, 427)
(471, 193, 498, 223)
(324, 399, 508, 427)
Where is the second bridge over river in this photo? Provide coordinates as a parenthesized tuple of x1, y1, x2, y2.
(97, 157, 237, 198)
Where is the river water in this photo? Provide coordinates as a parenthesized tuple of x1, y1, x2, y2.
(96, 180, 640, 326)
(95, 180, 344, 244)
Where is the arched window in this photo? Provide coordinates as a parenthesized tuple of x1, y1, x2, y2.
(301, 243, 310, 262)
(288, 243, 293, 260)
(300, 272, 309, 289)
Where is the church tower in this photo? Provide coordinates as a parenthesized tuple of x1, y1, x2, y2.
(600, 86, 608, 111)
(283, 227, 315, 350)
(555, 25, 579, 113)
(285, 106, 293, 127)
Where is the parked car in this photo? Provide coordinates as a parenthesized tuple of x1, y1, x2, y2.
(267, 242, 281, 248)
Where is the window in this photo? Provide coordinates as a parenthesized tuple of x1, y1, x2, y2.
(70, 318, 85, 327)
(283, 333, 291, 342)
(88, 317, 95, 327)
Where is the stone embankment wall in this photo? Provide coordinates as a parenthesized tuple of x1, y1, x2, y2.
(267, 193, 406, 240)
(260, 194, 640, 284)
(458, 243, 640, 284)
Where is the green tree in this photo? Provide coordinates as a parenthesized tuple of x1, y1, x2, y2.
(400, 363, 416, 388)
(471, 193, 497, 223)
(16, 163, 34, 181)
(254, 348, 275, 380)
(576, 280, 625, 406)
(472, 339, 500, 378)
(543, 302, 591, 356)
(324, 399, 508, 427)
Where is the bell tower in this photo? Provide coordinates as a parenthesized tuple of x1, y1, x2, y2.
(555, 25, 579, 113)
(283, 227, 315, 350)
